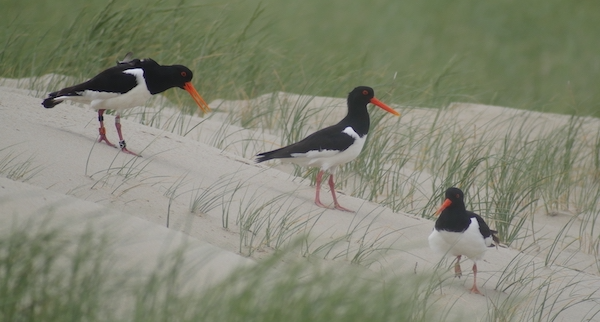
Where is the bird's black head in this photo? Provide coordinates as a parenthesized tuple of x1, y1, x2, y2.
(445, 187, 464, 203)
(435, 187, 465, 215)
(170, 65, 194, 89)
(348, 86, 375, 105)
(140, 61, 195, 94)
(168, 65, 210, 113)
(346, 86, 399, 117)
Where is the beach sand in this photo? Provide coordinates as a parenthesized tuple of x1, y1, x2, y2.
(1, 77, 598, 320)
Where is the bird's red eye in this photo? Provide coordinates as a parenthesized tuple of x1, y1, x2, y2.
(362, 90, 368, 95)
(181, 71, 187, 77)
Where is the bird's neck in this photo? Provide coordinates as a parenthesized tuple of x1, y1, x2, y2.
(435, 207, 471, 231)
(340, 104, 370, 136)
(143, 68, 177, 94)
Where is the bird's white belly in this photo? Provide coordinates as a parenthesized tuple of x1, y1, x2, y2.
(428, 218, 488, 260)
(90, 84, 152, 111)
(290, 130, 366, 172)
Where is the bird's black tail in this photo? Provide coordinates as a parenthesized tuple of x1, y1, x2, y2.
(255, 151, 275, 163)
(42, 92, 62, 108)
(255, 147, 290, 163)
(490, 229, 500, 248)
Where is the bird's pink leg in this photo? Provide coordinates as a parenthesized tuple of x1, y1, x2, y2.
(115, 114, 140, 157)
(469, 262, 483, 295)
(454, 255, 463, 278)
(328, 174, 354, 212)
(314, 170, 330, 209)
(97, 109, 116, 147)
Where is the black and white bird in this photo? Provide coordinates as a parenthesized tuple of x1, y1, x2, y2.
(255, 86, 400, 212)
(428, 187, 500, 295)
(42, 53, 210, 156)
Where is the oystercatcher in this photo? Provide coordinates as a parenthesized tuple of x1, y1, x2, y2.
(255, 86, 400, 212)
(42, 53, 210, 156)
(428, 187, 500, 295)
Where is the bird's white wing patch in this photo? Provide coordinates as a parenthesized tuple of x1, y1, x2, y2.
(123, 68, 145, 82)
(342, 126, 361, 139)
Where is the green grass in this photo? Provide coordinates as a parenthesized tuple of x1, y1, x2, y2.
(0, 144, 42, 182)
(2, 0, 599, 115)
(0, 215, 445, 322)
(2, 0, 600, 320)
(4, 211, 599, 321)
(0, 217, 116, 321)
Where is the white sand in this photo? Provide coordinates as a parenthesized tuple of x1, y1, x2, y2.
(0, 77, 599, 321)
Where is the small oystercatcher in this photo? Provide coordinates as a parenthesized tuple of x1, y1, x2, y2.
(428, 187, 500, 295)
(42, 53, 210, 156)
(255, 86, 400, 212)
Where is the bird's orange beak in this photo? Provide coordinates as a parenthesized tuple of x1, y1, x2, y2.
(370, 97, 400, 116)
(435, 198, 452, 216)
(183, 82, 210, 114)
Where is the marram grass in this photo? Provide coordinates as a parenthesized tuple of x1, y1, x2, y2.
(0, 214, 444, 322)
(2, 0, 600, 115)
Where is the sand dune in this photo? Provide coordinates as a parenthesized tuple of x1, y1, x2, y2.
(1, 77, 599, 320)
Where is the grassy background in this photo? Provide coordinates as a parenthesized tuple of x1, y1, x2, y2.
(1, 0, 599, 115)
(0, 216, 438, 322)
(2, 1, 600, 320)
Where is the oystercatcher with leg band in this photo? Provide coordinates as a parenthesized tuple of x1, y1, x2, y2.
(428, 187, 500, 295)
(256, 86, 400, 212)
(42, 53, 210, 156)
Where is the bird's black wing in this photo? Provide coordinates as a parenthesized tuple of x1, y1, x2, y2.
(50, 64, 139, 98)
(256, 124, 355, 162)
